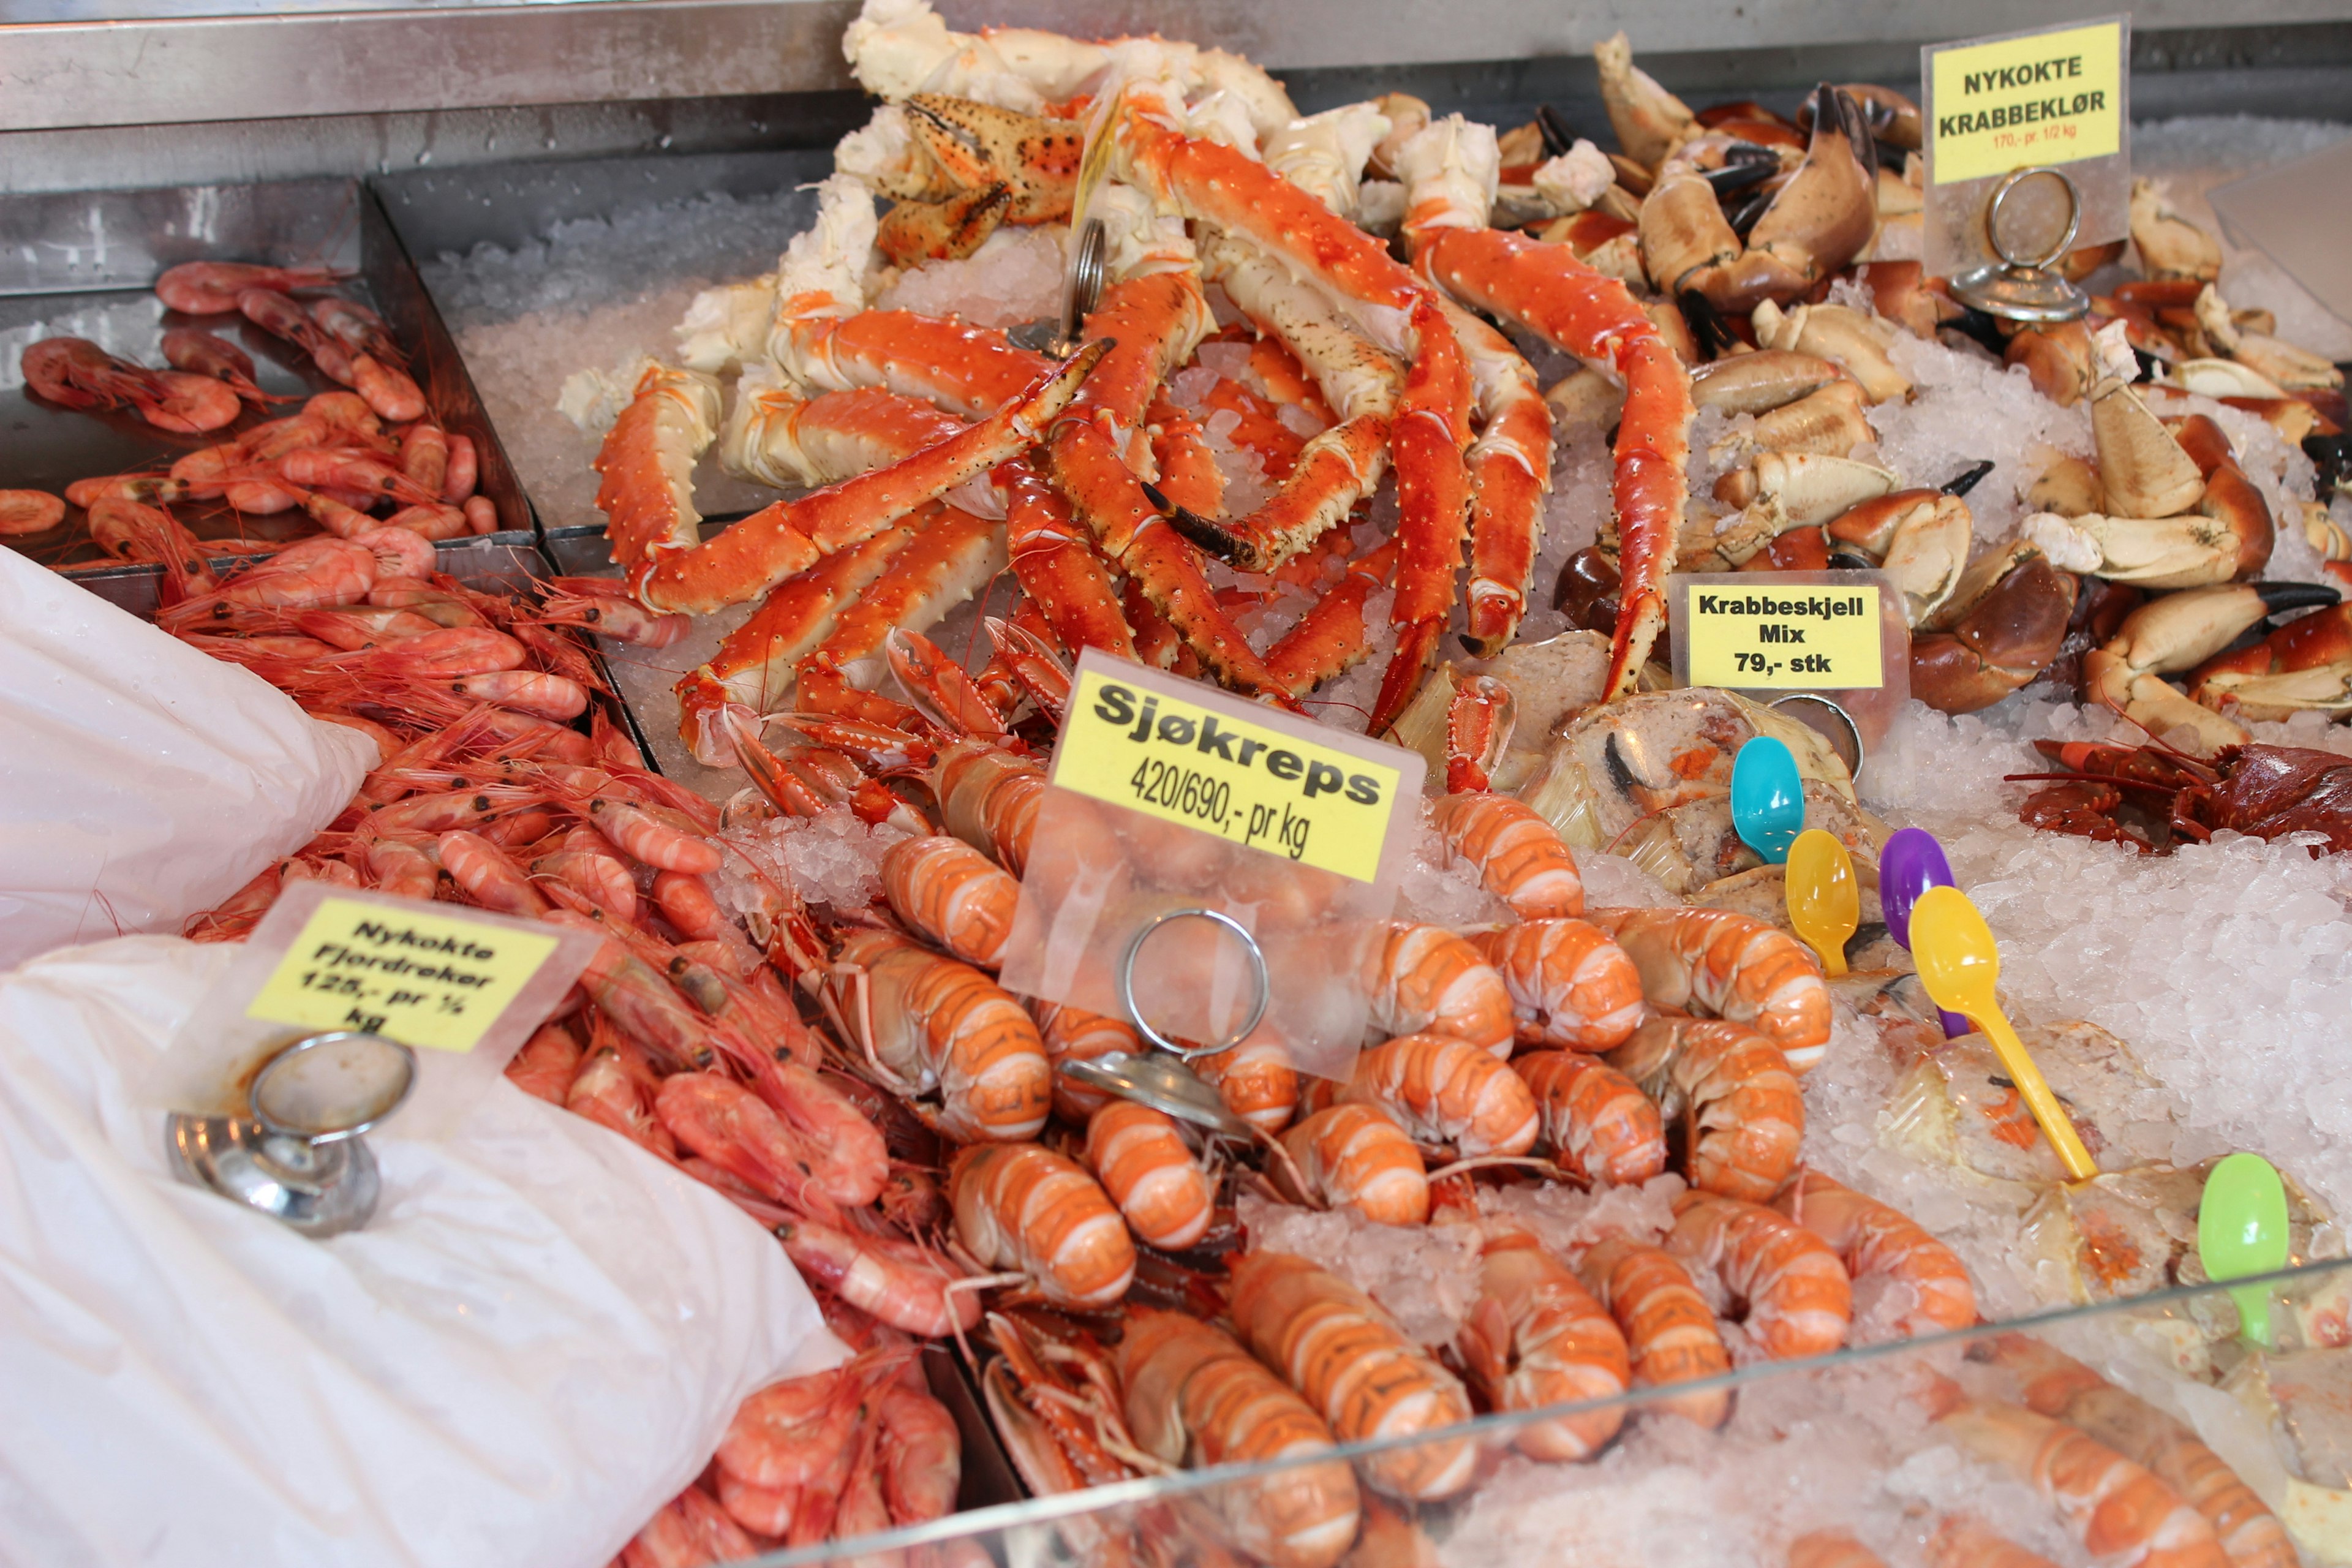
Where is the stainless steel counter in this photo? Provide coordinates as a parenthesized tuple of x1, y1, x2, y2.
(2, 0, 2349, 195)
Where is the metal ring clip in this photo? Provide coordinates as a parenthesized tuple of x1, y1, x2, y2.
(1114, 907, 1271, 1059)
(1769, 692, 1867, 785)
(1986, 166, 2084, 271)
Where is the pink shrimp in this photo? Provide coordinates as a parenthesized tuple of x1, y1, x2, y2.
(566, 1048, 675, 1159)
(776, 1213, 979, 1336)
(876, 1378, 963, 1524)
(1668, 1189, 1852, 1360)
(657, 1071, 841, 1216)
(156, 260, 345, 314)
(161, 326, 282, 405)
(309, 296, 402, 364)
(350, 351, 427, 422)
(504, 1021, 582, 1105)
(442, 432, 478, 502)
(578, 793, 723, 875)
(0, 491, 64, 536)
(277, 448, 439, 507)
(436, 828, 546, 916)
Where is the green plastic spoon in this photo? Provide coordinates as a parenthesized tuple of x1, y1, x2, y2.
(1785, 829, 1858, 978)
(1909, 884, 2098, 1181)
(2199, 1152, 2291, 1348)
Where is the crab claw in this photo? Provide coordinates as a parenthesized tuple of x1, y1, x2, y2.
(2079, 581, 2334, 751)
(1825, 489, 1973, 626)
(2186, 598, 2352, 722)
(1910, 556, 2078, 714)
(1594, 31, 1695, 170)
(2128, 177, 2222, 284)
(2091, 375, 2206, 519)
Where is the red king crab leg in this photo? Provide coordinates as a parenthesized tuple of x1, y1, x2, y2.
(1398, 114, 1693, 698)
(1108, 80, 1474, 733)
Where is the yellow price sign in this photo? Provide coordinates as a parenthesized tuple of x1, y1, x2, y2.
(1053, 663, 1408, 884)
(245, 895, 562, 1052)
(1685, 584, 1885, 690)
(1927, 20, 2124, 185)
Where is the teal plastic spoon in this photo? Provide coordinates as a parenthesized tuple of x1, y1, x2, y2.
(1730, 735, 1804, 865)
(2199, 1152, 2291, 1348)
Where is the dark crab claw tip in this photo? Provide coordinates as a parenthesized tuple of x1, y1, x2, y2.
(2255, 579, 2344, 612)
(1726, 186, 1777, 241)
(1701, 161, 1778, 198)
(1940, 459, 1997, 497)
(1537, 104, 1577, 157)
(1161, 500, 1246, 561)
(1826, 550, 1878, 571)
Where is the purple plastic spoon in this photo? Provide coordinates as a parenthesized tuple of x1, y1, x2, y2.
(1880, 826, 1972, 1038)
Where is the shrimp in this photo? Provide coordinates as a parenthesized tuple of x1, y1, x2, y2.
(1084, 1100, 1215, 1250)
(949, 1141, 1136, 1308)
(1973, 1334, 2293, 1568)
(1457, 1227, 1631, 1461)
(1115, 1306, 1362, 1568)
(1776, 1171, 1977, 1338)
(0, 490, 65, 535)
(309, 296, 402, 364)
(744, 1058, 888, 1207)
(578, 793, 723, 874)
(435, 827, 546, 916)
(1431, 792, 1586, 920)
(1028, 1000, 1138, 1121)
(155, 260, 344, 314)
(717, 1359, 880, 1490)
(1927, 1515, 2061, 1568)
(536, 825, 638, 921)
(1790, 1531, 1890, 1568)
(1364, 921, 1515, 1057)
(566, 1048, 674, 1159)
(1277, 1104, 1428, 1225)
(1610, 1017, 1801, 1202)
(1469, 918, 1646, 1052)
(876, 1378, 962, 1524)
(776, 1215, 979, 1336)
(1668, 1190, 1852, 1360)
(1513, 1050, 1666, 1186)
(1577, 1237, 1732, 1427)
(1227, 1250, 1477, 1501)
(657, 1071, 844, 1215)
(1194, 1036, 1299, 1134)
(350, 350, 428, 422)
(831, 929, 1052, 1142)
(161, 326, 280, 406)
(932, 738, 1047, 873)
(1588, 907, 1833, 1071)
(1332, 1033, 1540, 1158)
(624, 1485, 760, 1567)
(1432, 677, 1586, 917)
(1928, 1389, 2232, 1568)
(881, 834, 1019, 969)
(503, 1021, 581, 1105)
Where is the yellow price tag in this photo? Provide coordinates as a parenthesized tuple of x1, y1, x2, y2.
(1054, 665, 1404, 883)
(1928, 21, 2124, 185)
(244, 895, 562, 1052)
(1686, 584, 1885, 690)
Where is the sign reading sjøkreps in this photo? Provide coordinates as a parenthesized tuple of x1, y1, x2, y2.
(1926, 20, 2124, 186)
(244, 896, 563, 1051)
(1052, 655, 1412, 884)
(1685, 585, 1886, 691)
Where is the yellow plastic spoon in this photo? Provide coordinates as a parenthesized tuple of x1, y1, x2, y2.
(1785, 829, 1858, 978)
(1908, 884, 2099, 1182)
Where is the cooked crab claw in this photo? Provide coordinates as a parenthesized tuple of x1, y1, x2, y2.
(1910, 556, 2079, 715)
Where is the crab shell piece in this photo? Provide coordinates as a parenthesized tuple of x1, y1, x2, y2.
(1752, 299, 1912, 404)
(2129, 176, 2224, 284)
(1687, 349, 1849, 416)
(1910, 554, 2078, 715)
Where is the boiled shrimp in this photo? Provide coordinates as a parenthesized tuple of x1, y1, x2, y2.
(1431, 791, 1587, 919)
(1333, 1032, 1540, 1158)
(1469, 918, 1645, 1052)
(1115, 1305, 1361, 1568)
(1610, 1016, 1802, 1202)
(1776, 1170, 1977, 1338)
(777, 1214, 979, 1336)
(1028, 999, 1138, 1121)
(1455, 1226, 1630, 1461)
(831, 929, 1052, 1142)
(949, 1140, 1136, 1308)
(0, 491, 63, 536)
(1365, 921, 1515, 1056)
(155, 260, 344, 314)
(1193, 1035, 1300, 1134)
(1576, 1237, 1732, 1427)
(1084, 1100, 1215, 1250)
(1513, 1049, 1666, 1186)
(1227, 1250, 1476, 1501)
(1668, 1189, 1852, 1360)
(1588, 907, 1833, 1071)
(1277, 1104, 1428, 1225)
(1928, 1387, 2231, 1568)
(881, 833, 1019, 968)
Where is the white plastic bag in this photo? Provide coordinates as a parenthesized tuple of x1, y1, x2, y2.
(0, 548, 373, 967)
(0, 937, 843, 1568)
